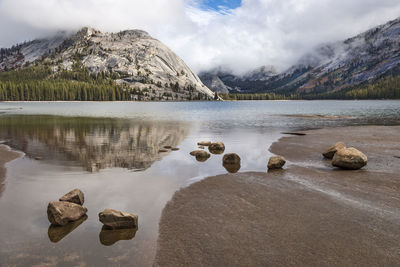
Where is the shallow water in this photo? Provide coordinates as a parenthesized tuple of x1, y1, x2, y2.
(0, 100, 399, 266)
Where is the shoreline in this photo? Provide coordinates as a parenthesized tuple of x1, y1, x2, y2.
(154, 125, 400, 266)
(0, 145, 23, 195)
(1, 99, 400, 103)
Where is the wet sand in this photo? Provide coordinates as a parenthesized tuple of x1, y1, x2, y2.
(0, 145, 22, 196)
(154, 126, 400, 266)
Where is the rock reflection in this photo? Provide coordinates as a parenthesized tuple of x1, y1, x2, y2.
(223, 162, 241, 173)
(0, 115, 189, 172)
(99, 226, 138, 246)
(48, 215, 88, 243)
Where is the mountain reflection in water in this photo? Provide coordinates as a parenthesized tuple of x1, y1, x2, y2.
(0, 115, 189, 172)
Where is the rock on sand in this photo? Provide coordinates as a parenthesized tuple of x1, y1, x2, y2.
(268, 156, 286, 170)
(323, 142, 346, 159)
(332, 147, 367, 170)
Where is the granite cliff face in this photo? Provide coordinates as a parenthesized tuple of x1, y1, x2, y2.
(200, 17, 400, 96)
(0, 27, 214, 100)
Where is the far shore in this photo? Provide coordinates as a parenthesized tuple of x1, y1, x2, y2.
(154, 125, 400, 266)
(1, 99, 400, 103)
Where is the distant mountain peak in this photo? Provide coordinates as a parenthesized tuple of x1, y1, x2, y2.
(200, 16, 400, 97)
(0, 27, 214, 101)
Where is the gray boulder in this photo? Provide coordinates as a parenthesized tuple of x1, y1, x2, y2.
(323, 142, 346, 159)
(332, 147, 367, 170)
(99, 209, 138, 229)
(47, 201, 88, 226)
(59, 188, 85, 205)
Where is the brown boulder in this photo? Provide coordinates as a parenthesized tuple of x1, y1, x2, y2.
(323, 142, 346, 159)
(332, 147, 368, 170)
(209, 142, 225, 154)
(99, 209, 138, 229)
(190, 150, 211, 162)
(47, 201, 88, 226)
(59, 188, 85, 205)
(197, 141, 212, 146)
(223, 153, 241, 165)
(268, 156, 286, 170)
(222, 153, 241, 173)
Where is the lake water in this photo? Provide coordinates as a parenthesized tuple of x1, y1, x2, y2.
(0, 100, 399, 266)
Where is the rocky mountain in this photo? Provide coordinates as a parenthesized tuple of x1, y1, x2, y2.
(199, 66, 277, 93)
(0, 27, 214, 101)
(199, 72, 233, 94)
(200, 17, 400, 98)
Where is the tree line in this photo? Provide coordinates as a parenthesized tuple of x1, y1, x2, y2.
(0, 65, 133, 101)
(220, 73, 400, 100)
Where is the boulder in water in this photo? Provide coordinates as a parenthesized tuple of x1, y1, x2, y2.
(59, 188, 85, 205)
(209, 142, 225, 154)
(190, 150, 211, 162)
(197, 141, 211, 146)
(99, 209, 138, 229)
(222, 153, 241, 165)
(47, 201, 88, 226)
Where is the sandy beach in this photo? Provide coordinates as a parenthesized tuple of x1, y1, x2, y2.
(0, 145, 22, 196)
(154, 126, 400, 266)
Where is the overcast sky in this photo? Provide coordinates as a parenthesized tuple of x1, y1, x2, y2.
(1, 0, 400, 74)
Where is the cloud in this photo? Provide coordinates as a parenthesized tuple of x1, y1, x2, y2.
(1, 0, 400, 74)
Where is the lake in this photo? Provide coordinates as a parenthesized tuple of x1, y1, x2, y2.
(0, 100, 399, 266)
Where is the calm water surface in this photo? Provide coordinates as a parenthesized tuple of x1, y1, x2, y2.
(0, 100, 399, 266)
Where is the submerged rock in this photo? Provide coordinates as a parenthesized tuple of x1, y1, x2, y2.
(59, 188, 85, 205)
(323, 142, 346, 159)
(171, 148, 180, 151)
(164, 146, 172, 149)
(209, 142, 225, 154)
(99, 209, 138, 229)
(268, 156, 286, 170)
(198, 145, 205, 149)
(332, 147, 367, 170)
(47, 201, 88, 226)
(99, 226, 138, 246)
(159, 149, 169, 153)
(197, 141, 212, 146)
